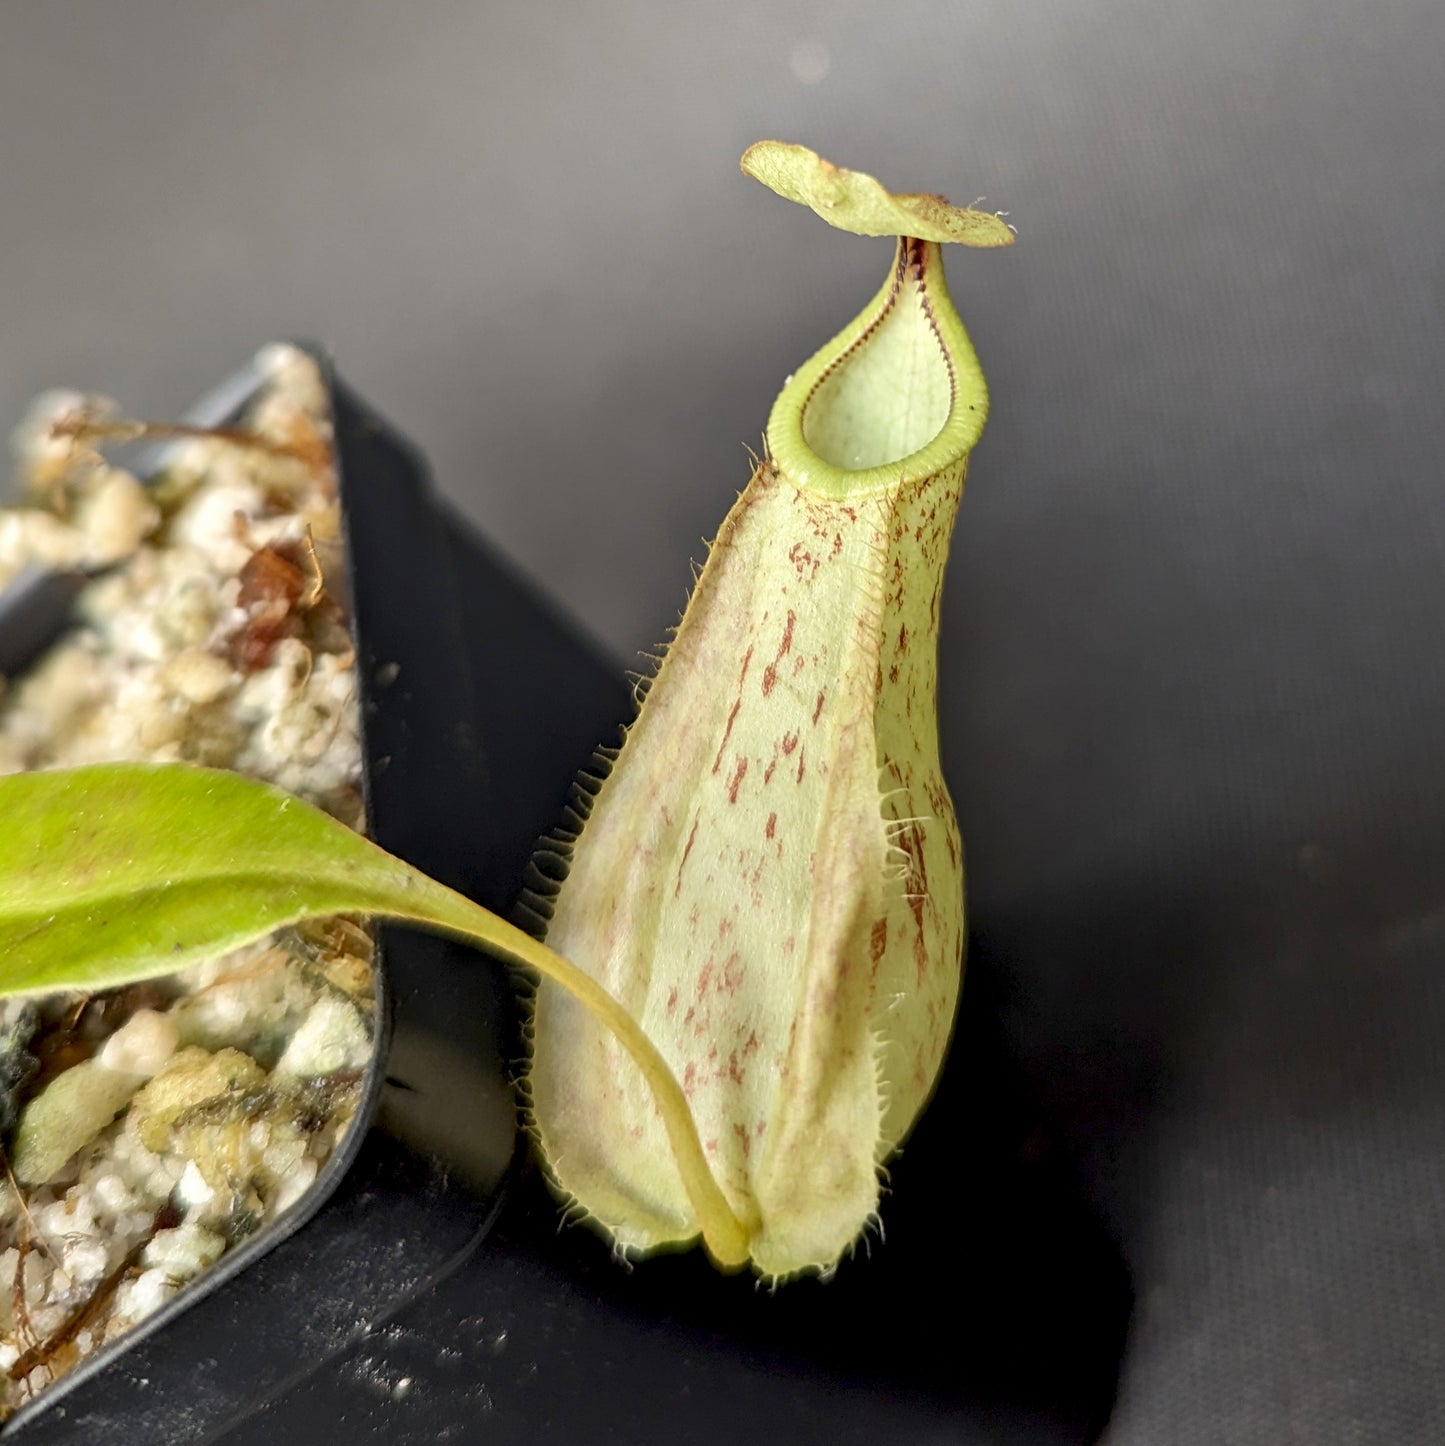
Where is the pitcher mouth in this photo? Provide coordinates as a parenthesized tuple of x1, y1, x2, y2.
(765, 237, 990, 499)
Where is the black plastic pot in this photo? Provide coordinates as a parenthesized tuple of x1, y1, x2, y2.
(1, 356, 1132, 1445)
(0, 351, 621, 1442)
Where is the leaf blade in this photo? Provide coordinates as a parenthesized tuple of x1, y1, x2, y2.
(0, 763, 438, 995)
(0, 762, 752, 1267)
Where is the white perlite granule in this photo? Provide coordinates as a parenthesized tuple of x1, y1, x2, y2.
(0, 347, 377, 1417)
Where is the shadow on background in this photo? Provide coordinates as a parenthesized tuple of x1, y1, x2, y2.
(479, 928, 1134, 1443)
(233, 929, 1133, 1446)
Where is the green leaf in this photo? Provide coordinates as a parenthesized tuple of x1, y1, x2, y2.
(0, 762, 751, 1267)
(0, 763, 453, 994)
(741, 140, 1016, 247)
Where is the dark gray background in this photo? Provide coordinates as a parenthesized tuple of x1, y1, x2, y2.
(4, 3, 1444, 1441)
